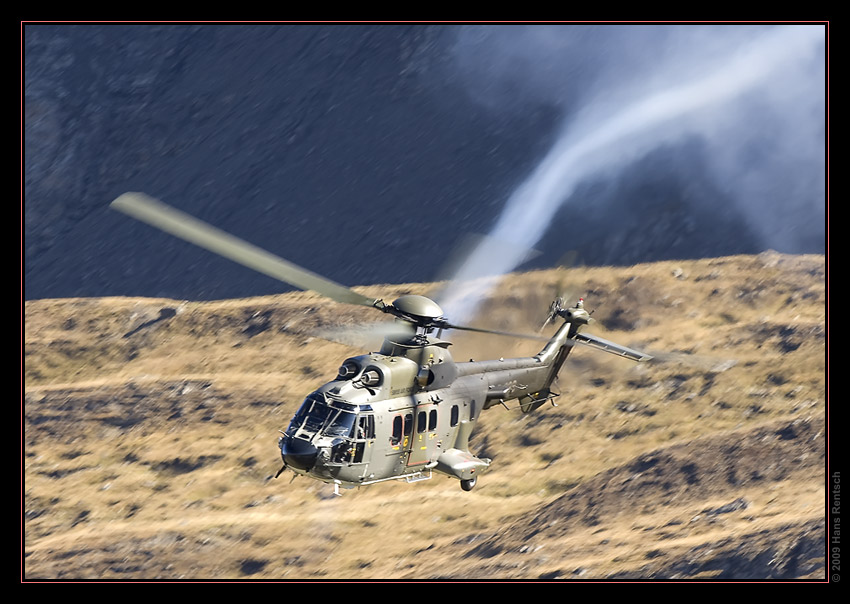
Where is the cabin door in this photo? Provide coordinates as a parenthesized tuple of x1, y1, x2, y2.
(407, 403, 438, 467)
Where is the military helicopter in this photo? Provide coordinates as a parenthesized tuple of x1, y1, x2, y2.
(111, 193, 652, 493)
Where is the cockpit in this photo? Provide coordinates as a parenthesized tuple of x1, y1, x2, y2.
(281, 393, 376, 473)
(279, 352, 419, 482)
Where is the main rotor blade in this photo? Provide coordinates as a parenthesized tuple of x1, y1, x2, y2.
(111, 193, 381, 308)
(315, 319, 417, 347)
(444, 322, 550, 342)
(446, 322, 653, 364)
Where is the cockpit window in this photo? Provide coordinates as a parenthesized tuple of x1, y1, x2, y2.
(357, 414, 375, 439)
(286, 395, 332, 434)
(286, 395, 318, 435)
(286, 394, 360, 439)
(324, 409, 357, 437)
(303, 401, 334, 433)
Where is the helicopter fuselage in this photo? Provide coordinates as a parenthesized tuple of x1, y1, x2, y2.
(279, 319, 577, 489)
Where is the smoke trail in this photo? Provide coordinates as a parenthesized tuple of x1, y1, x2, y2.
(439, 25, 825, 324)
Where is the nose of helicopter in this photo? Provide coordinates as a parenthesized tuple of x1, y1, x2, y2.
(281, 437, 319, 472)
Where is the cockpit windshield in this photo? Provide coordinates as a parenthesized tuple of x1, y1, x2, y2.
(286, 394, 357, 438)
(324, 409, 356, 437)
(286, 396, 317, 435)
(303, 402, 334, 433)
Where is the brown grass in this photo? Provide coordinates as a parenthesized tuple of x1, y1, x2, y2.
(24, 253, 826, 580)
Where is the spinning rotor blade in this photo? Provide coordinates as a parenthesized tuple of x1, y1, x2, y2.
(541, 251, 585, 332)
(443, 322, 550, 342)
(540, 297, 566, 332)
(447, 321, 652, 360)
(315, 319, 417, 347)
(111, 193, 381, 308)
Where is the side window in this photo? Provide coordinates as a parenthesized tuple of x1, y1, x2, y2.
(391, 415, 403, 446)
(403, 413, 413, 437)
(450, 405, 459, 427)
(429, 409, 437, 431)
(417, 411, 427, 433)
(357, 415, 375, 439)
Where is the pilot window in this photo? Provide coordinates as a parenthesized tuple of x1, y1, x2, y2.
(286, 394, 321, 435)
(324, 409, 357, 437)
(357, 414, 375, 440)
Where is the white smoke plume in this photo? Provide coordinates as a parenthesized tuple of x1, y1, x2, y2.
(438, 24, 826, 324)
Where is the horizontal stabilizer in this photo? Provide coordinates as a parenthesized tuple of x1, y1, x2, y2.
(574, 332, 653, 362)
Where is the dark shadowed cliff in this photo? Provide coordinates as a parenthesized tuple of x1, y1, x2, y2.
(23, 24, 826, 301)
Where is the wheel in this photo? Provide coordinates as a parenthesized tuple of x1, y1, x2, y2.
(460, 477, 477, 491)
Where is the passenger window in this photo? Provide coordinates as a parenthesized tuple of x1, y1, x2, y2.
(429, 409, 437, 431)
(417, 411, 427, 433)
(391, 415, 403, 446)
(450, 405, 459, 427)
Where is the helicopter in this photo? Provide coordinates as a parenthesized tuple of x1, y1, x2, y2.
(111, 192, 652, 493)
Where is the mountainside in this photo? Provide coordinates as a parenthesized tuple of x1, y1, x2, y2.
(23, 253, 827, 580)
(23, 25, 825, 301)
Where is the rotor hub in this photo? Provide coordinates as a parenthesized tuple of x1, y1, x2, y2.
(390, 295, 444, 324)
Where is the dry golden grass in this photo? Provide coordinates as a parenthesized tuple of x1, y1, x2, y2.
(24, 253, 826, 580)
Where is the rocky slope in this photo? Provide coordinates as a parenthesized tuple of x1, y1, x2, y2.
(23, 253, 827, 580)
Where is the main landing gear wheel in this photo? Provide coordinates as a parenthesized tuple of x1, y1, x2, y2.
(460, 477, 477, 491)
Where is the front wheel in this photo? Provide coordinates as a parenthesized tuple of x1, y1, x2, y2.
(460, 477, 477, 491)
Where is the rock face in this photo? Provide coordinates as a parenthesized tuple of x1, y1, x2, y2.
(23, 25, 825, 301)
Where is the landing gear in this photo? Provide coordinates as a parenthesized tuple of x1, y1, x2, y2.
(460, 477, 477, 491)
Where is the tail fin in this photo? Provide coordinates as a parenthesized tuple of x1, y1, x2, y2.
(535, 297, 592, 370)
(524, 298, 652, 414)
(522, 319, 577, 413)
